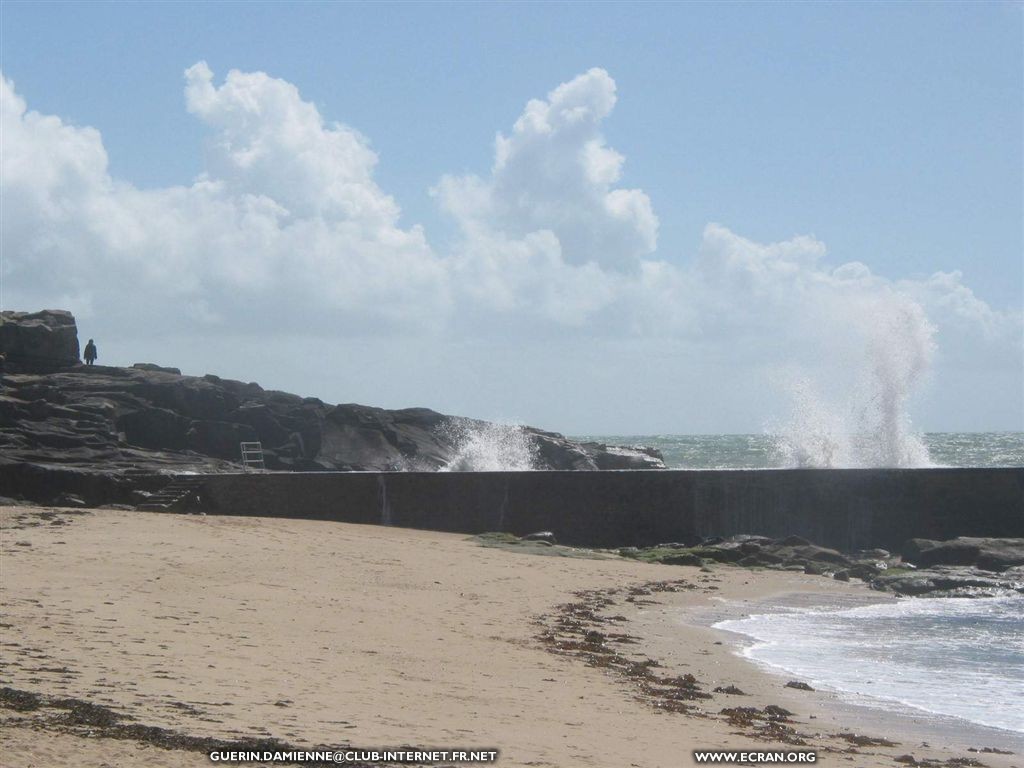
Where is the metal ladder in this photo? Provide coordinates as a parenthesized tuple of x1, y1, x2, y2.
(240, 441, 265, 471)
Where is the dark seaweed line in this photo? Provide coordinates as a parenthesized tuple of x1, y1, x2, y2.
(532, 578, 991, 768)
(534, 578, 814, 744)
(0, 685, 392, 766)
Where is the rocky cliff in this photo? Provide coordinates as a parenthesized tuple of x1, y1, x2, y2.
(0, 310, 664, 506)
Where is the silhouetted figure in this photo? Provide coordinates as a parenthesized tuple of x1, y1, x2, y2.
(0, 352, 5, 387)
(84, 339, 98, 366)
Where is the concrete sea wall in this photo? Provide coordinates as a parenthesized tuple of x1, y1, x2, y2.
(194, 468, 1024, 553)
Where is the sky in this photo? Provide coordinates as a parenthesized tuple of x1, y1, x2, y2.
(1, 1, 1022, 435)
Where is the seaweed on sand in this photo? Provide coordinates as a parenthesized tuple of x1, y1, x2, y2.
(0, 686, 384, 766)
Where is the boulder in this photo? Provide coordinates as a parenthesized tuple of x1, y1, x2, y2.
(901, 538, 940, 561)
(846, 562, 883, 580)
(533, 433, 599, 470)
(778, 543, 850, 565)
(855, 548, 891, 560)
(0, 310, 80, 372)
(737, 552, 782, 567)
(53, 492, 87, 508)
(871, 565, 1024, 597)
(910, 537, 1024, 572)
(674, 535, 852, 570)
(975, 540, 1024, 571)
(522, 531, 557, 544)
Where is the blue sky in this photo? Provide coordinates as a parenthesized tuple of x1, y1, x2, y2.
(2, 1, 1022, 437)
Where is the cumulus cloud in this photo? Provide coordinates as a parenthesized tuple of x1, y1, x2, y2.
(435, 67, 657, 273)
(1, 65, 446, 334)
(1, 63, 1019, 430)
(691, 223, 1020, 357)
(184, 62, 401, 228)
(432, 68, 668, 329)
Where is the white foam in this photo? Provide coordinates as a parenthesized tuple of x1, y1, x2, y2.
(768, 298, 936, 468)
(437, 418, 537, 471)
(716, 596, 1024, 734)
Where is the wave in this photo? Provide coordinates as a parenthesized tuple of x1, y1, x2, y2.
(715, 596, 1024, 734)
(437, 419, 537, 471)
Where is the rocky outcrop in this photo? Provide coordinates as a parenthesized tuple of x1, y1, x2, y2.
(0, 310, 664, 506)
(531, 433, 664, 471)
(131, 363, 182, 375)
(0, 310, 80, 372)
(621, 534, 899, 574)
(579, 441, 665, 470)
(871, 565, 1024, 598)
(621, 533, 1024, 598)
(903, 537, 1024, 572)
(872, 537, 1024, 596)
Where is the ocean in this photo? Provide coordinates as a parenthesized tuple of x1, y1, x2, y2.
(575, 432, 1024, 469)
(575, 431, 1023, 738)
(715, 597, 1024, 735)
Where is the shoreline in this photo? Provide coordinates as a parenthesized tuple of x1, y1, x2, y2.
(702, 594, 1024, 756)
(576, 576, 1023, 766)
(1, 505, 1019, 767)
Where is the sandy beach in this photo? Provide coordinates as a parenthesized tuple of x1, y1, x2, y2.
(1, 505, 1018, 768)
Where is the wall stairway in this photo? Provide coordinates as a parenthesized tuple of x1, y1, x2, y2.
(136, 476, 205, 512)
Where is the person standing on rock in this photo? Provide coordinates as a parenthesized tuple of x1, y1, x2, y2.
(83, 339, 98, 366)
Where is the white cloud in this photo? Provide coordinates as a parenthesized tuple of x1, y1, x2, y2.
(2, 65, 447, 334)
(183, 62, 401, 228)
(1, 65, 1019, 431)
(435, 67, 657, 274)
(692, 222, 1020, 358)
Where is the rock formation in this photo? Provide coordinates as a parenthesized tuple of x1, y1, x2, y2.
(901, 536, 1024, 572)
(622, 534, 1024, 597)
(0, 309, 664, 506)
(0, 310, 80, 372)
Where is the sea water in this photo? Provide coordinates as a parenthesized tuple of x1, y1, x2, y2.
(715, 596, 1024, 734)
(573, 431, 1023, 738)
(452, 424, 1024, 737)
(576, 432, 1024, 469)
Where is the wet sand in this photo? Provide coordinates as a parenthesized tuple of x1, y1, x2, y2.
(1, 505, 1017, 767)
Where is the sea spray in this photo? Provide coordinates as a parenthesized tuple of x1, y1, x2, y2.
(769, 296, 936, 468)
(768, 376, 848, 468)
(858, 299, 934, 466)
(437, 418, 537, 471)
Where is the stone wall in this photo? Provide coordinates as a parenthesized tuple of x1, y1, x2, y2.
(195, 468, 1024, 552)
